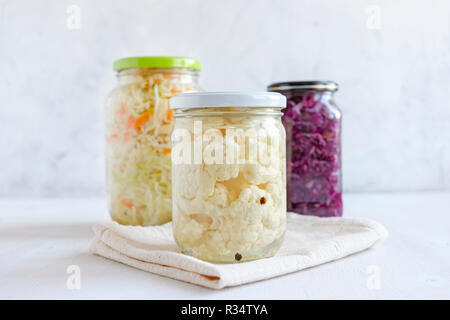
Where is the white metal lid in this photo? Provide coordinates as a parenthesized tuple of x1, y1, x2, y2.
(169, 91, 286, 109)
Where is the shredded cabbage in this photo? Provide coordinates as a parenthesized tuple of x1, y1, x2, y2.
(105, 71, 197, 225)
(281, 91, 342, 217)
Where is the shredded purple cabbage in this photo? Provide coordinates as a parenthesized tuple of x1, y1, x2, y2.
(281, 91, 342, 217)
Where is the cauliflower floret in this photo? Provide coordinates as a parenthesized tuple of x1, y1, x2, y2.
(230, 185, 274, 220)
(204, 163, 239, 182)
(174, 216, 204, 244)
(203, 134, 240, 181)
(176, 183, 230, 213)
(265, 182, 283, 207)
(238, 129, 285, 184)
(172, 164, 215, 199)
(208, 183, 230, 207)
(240, 163, 280, 185)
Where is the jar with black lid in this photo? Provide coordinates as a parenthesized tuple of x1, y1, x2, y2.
(268, 81, 342, 217)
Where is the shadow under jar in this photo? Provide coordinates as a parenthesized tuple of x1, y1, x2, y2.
(268, 81, 342, 217)
(104, 57, 201, 226)
(169, 92, 287, 263)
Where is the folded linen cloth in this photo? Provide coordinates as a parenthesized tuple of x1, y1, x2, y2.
(90, 212, 388, 289)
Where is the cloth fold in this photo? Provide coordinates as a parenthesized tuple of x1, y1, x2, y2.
(90, 212, 388, 289)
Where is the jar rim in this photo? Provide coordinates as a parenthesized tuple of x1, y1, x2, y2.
(267, 81, 338, 92)
(169, 91, 286, 110)
(116, 68, 199, 78)
(113, 56, 201, 71)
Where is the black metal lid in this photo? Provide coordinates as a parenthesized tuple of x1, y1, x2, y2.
(267, 81, 338, 92)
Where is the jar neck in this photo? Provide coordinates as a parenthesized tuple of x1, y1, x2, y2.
(279, 90, 334, 106)
(174, 107, 283, 118)
(285, 90, 334, 100)
(116, 68, 199, 85)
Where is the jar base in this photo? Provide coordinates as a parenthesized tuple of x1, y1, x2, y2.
(175, 233, 285, 264)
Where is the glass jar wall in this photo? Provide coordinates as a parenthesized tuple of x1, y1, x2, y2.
(105, 57, 201, 226)
(170, 92, 287, 263)
(268, 81, 342, 217)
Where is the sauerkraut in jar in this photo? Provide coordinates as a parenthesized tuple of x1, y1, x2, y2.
(170, 92, 287, 263)
(105, 57, 201, 226)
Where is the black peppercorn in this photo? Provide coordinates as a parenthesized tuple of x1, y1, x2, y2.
(235, 253, 242, 261)
(260, 197, 266, 205)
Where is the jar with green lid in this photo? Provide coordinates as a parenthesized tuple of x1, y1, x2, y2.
(105, 56, 201, 226)
(169, 92, 287, 263)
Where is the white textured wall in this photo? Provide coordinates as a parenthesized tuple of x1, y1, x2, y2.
(1, 0, 449, 196)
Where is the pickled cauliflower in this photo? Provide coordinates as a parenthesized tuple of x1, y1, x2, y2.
(172, 112, 286, 262)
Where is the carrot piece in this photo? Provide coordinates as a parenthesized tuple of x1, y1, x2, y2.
(107, 134, 118, 142)
(133, 109, 154, 130)
(121, 199, 133, 208)
(164, 109, 174, 123)
(170, 89, 181, 95)
(117, 104, 126, 115)
(126, 115, 135, 128)
(161, 148, 171, 155)
(154, 79, 161, 84)
(165, 74, 181, 80)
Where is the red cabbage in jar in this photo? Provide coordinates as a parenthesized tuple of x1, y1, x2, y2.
(268, 81, 342, 217)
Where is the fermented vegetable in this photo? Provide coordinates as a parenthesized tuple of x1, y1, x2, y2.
(105, 69, 197, 225)
(170, 92, 287, 263)
(283, 91, 342, 217)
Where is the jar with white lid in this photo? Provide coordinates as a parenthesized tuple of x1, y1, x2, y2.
(169, 92, 287, 263)
(105, 56, 201, 226)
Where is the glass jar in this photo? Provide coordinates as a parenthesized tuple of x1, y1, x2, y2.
(268, 81, 342, 217)
(170, 92, 287, 263)
(105, 56, 201, 226)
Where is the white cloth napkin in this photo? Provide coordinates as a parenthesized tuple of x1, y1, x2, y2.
(90, 212, 388, 289)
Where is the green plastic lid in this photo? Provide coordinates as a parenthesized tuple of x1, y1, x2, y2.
(113, 56, 201, 71)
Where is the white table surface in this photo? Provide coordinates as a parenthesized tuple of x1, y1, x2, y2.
(0, 192, 449, 300)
